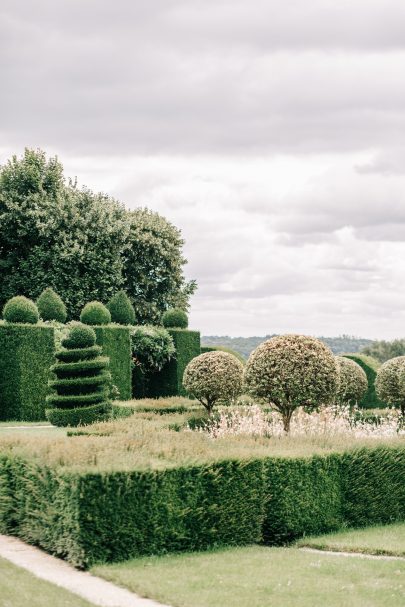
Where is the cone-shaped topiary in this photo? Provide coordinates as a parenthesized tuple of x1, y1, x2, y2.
(80, 301, 111, 325)
(46, 323, 112, 427)
(107, 290, 136, 325)
(3, 296, 39, 324)
(162, 308, 188, 329)
(36, 287, 67, 323)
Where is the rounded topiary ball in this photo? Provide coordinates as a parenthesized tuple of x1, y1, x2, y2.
(245, 334, 337, 431)
(336, 356, 368, 406)
(3, 296, 39, 324)
(183, 351, 244, 414)
(80, 301, 111, 325)
(107, 290, 136, 325)
(162, 308, 188, 329)
(36, 287, 67, 323)
(375, 356, 405, 415)
(61, 323, 96, 349)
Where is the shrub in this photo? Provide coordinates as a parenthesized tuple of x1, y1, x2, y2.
(375, 356, 405, 416)
(201, 345, 245, 364)
(107, 290, 136, 325)
(46, 325, 111, 427)
(183, 351, 244, 415)
(36, 288, 67, 323)
(162, 308, 188, 329)
(0, 324, 55, 421)
(147, 329, 201, 398)
(61, 323, 96, 349)
(245, 334, 337, 432)
(94, 325, 132, 400)
(336, 356, 368, 406)
(80, 301, 111, 326)
(131, 325, 175, 374)
(2, 296, 39, 324)
(342, 354, 383, 408)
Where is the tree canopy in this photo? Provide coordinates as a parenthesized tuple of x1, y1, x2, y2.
(0, 149, 196, 320)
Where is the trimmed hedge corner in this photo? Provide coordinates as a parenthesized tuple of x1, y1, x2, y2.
(0, 324, 55, 421)
(94, 325, 132, 400)
(343, 353, 384, 408)
(148, 329, 201, 397)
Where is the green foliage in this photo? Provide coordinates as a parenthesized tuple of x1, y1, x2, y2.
(94, 326, 132, 400)
(343, 354, 384, 408)
(107, 290, 136, 325)
(0, 150, 195, 321)
(375, 356, 405, 415)
(0, 324, 55, 420)
(36, 288, 67, 323)
(335, 356, 368, 406)
(162, 308, 188, 329)
(3, 296, 39, 324)
(201, 345, 245, 364)
(148, 329, 201, 398)
(245, 335, 338, 432)
(123, 208, 196, 324)
(361, 338, 405, 363)
(62, 324, 96, 349)
(0, 442, 403, 568)
(80, 302, 111, 326)
(46, 325, 111, 426)
(183, 351, 244, 414)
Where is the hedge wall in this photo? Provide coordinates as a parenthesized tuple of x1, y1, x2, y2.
(0, 324, 55, 421)
(343, 353, 384, 408)
(93, 326, 131, 400)
(0, 445, 403, 568)
(148, 329, 201, 397)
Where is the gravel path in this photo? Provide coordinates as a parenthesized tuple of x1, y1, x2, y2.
(0, 535, 170, 607)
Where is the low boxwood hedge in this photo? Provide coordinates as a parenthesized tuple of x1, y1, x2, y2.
(0, 443, 403, 568)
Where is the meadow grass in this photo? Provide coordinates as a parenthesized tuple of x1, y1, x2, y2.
(92, 544, 405, 607)
(0, 557, 94, 607)
(296, 522, 405, 557)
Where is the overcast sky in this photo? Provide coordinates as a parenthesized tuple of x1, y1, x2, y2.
(1, 1, 405, 339)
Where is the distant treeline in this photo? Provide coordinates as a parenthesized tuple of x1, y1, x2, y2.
(202, 334, 373, 360)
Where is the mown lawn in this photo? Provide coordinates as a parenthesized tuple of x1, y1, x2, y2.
(92, 544, 405, 607)
(0, 557, 94, 607)
(296, 523, 405, 557)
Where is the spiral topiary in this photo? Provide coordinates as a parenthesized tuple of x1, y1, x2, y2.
(245, 334, 338, 432)
(46, 323, 112, 427)
(375, 356, 405, 416)
(183, 351, 244, 415)
(107, 290, 136, 325)
(336, 356, 368, 407)
(36, 287, 67, 323)
(162, 308, 188, 329)
(80, 301, 111, 325)
(3, 296, 39, 324)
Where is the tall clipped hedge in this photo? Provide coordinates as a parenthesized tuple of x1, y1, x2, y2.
(94, 326, 132, 400)
(148, 329, 201, 397)
(0, 445, 403, 568)
(0, 324, 55, 421)
(343, 354, 384, 408)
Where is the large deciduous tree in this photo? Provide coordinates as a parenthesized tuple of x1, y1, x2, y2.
(0, 149, 195, 320)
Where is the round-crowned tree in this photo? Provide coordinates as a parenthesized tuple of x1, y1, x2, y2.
(335, 356, 368, 407)
(183, 351, 244, 415)
(3, 296, 39, 324)
(80, 301, 111, 325)
(107, 290, 136, 325)
(162, 308, 188, 329)
(36, 287, 67, 323)
(46, 323, 112, 427)
(375, 356, 405, 416)
(244, 334, 338, 432)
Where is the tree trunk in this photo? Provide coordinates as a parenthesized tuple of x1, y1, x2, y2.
(282, 410, 293, 433)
